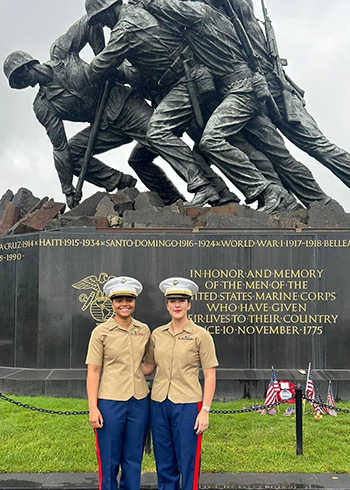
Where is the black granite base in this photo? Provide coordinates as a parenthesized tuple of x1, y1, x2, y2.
(2, 229, 350, 401)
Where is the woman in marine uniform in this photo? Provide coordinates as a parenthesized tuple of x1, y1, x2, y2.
(86, 276, 150, 490)
(142, 277, 218, 490)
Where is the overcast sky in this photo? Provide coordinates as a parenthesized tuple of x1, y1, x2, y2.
(1, 0, 350, 211)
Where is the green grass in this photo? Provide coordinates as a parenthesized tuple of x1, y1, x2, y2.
(1, 395, 350, 473)
(205, 401, 350, 473)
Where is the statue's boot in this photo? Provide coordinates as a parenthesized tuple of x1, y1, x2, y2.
(260, 189, 303, 213)
(118, 174, 137, 189)
(184, 185, 219, 207)
(212, 188, 240, 206)
(258, 184, 285, 214)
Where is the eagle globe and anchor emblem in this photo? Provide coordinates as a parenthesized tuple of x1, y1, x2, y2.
(72, 273, 116, 323)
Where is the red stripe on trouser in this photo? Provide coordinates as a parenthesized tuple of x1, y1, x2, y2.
(94, 428, 102, 490)
(192, 402, 203, 490)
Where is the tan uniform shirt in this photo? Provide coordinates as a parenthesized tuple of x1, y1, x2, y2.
(86, 316, 150, 401)
(144, 319, 218, 403)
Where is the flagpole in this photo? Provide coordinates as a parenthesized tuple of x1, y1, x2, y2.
(306, 363, 311, 394)
(327, 380, 332, 411)
(303, 362, 311, 413)
(327, 380, 337, 417)
(272, 365, 280, 413)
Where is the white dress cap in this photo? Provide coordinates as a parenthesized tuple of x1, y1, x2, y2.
(103, 276, 143, 299)
(159, 277, 199, 299)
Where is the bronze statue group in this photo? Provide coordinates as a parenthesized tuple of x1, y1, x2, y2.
(4, 0, 350, 214)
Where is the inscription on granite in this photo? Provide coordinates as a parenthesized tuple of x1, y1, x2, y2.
(0, 231, 349, 371)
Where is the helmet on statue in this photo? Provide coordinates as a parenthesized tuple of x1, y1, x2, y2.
(3, 50, 39, 89)
(85, 0, 121, 26)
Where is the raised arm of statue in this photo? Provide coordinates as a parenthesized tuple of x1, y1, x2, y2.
(33, 94, 74, 196)
(89, 21, 106, 56)
(230, 0, 255, 26)
(50, 15, 105, 61)
(89, 24, 133, 83)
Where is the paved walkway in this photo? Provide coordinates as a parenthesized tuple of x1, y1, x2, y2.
(0, 473, 349, 490)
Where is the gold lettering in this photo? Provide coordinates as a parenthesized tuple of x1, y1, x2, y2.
(190, 269, 244, 278)
(245, 280, 269, 289)
(286, 280, 308, 289)
(207, 303, 238, 312)
(271, 303, 307, 312)
(219, 292, 253, 301)
(221, 280, 243, 289)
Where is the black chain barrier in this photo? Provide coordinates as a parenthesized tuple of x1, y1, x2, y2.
(0, 393, 89, 415)
(1, 392, 349, 416)
(210, 399, 291, 414)
(301, 395, 350, 414)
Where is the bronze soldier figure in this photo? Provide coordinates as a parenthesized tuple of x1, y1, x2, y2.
(85, 0, 252, 208)
(144, 0, 330, 210)
(118, 55, 305, 211)
(222, 0, 350, 192)
(3, 16, 183, 208)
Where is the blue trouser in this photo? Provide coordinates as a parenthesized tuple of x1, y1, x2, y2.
(95, 397, 150, 490)
(151, 399, 202, 490)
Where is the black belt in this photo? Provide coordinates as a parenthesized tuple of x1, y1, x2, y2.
(215, 67, 253, 91)
(158, 47, 197, 89)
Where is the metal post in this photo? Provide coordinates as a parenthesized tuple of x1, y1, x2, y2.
(144, 421, 152, 455)
(295, 383, 303, 455)
(144, 380, 152, 454)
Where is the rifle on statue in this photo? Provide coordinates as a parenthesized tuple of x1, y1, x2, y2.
(74, 32, 111, 206)
(223, 0, 282, 123)
(261, 0, 301, 123)
(182, 57, 204, 128)
(74, 81, 111, 206)
(158, 45, 204, 128)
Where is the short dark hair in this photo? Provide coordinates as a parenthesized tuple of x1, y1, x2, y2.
(166, 296, 191, 303)
(111, 294, 136, 300)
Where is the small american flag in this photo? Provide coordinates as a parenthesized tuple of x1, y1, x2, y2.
(314, 388, 328, 415)
(264, 367, 279, 406)
(327, 382, 337, 417)
(306, 364, 316, 408)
